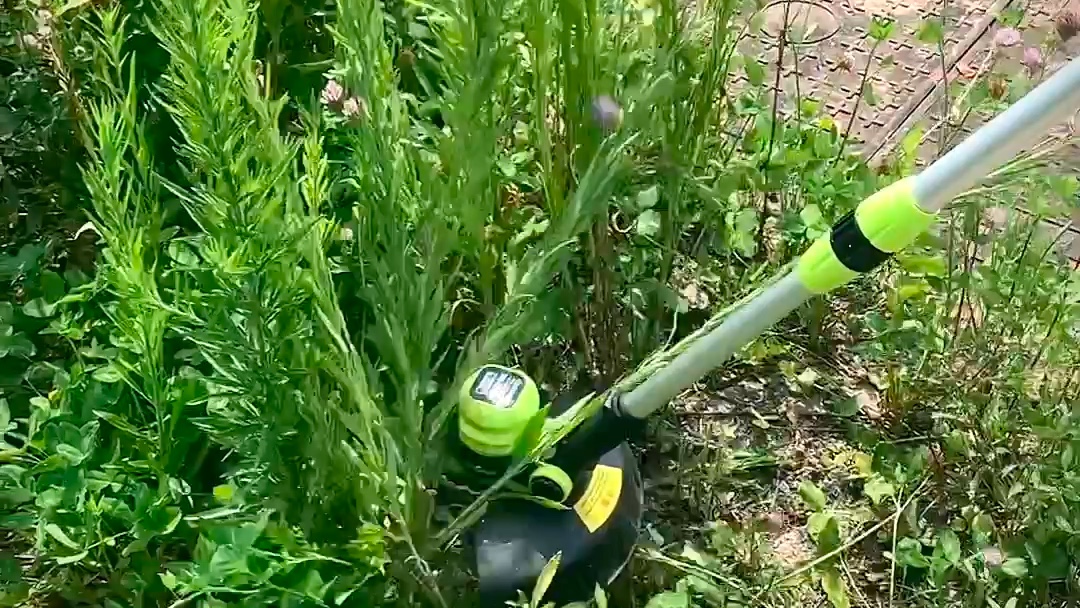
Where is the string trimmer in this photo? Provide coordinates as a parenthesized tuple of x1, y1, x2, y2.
(448, 56, 1080, 606)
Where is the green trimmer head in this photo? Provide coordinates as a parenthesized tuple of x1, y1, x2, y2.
(449, 57, 1080, 606)
(467, 415, 642, 604)
(450, 366, 645, 607)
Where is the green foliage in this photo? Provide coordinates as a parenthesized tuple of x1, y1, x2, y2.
(633, 11, 1080, 608)
(3, 0, 766, 604)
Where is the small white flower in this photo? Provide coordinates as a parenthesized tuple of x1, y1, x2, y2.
(591, 95, 623, 131)
(320, 79, 345, 106)
(1022, 47, 1044, 73)
(342, 97, 368, 120)
(993, 27, 1022, 48)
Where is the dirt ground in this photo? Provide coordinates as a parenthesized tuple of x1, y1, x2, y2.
(637, 337, 904, 604)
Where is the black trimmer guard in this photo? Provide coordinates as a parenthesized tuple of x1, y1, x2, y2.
(468, 443, 643, 607)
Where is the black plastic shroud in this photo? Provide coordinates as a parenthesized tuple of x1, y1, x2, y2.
(472, 443, 642, 607)
(548, 393, 646, 478)
(463, 384, 646, 606)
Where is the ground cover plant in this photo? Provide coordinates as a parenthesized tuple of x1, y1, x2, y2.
(1, 0, 1079, 606)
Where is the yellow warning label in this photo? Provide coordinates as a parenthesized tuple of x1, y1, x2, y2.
(573, 464, 622, 533)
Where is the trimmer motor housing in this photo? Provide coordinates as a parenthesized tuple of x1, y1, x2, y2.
(450, 365, 644, 607)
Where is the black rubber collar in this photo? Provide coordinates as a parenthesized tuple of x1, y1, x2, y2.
(829, 210, 891, 273)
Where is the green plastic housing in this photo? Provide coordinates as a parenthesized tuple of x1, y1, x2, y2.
(797, 177, 934, 294)
(458, 365, 541, 457)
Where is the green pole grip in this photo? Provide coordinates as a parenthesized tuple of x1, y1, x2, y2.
(796, 177, 935, 295)
(796, 237, 859, 295)
(854, 177, 936, 252)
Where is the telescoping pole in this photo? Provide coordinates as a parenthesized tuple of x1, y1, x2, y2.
(620, 56, 1080, 420)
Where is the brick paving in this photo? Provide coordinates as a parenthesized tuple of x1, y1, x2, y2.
(735, 0, 1080, 262)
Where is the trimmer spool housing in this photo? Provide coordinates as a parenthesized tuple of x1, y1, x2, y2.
(450, 365, 644, 607)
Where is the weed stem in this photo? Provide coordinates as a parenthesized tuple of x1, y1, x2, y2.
(763, 478, 929, 594)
